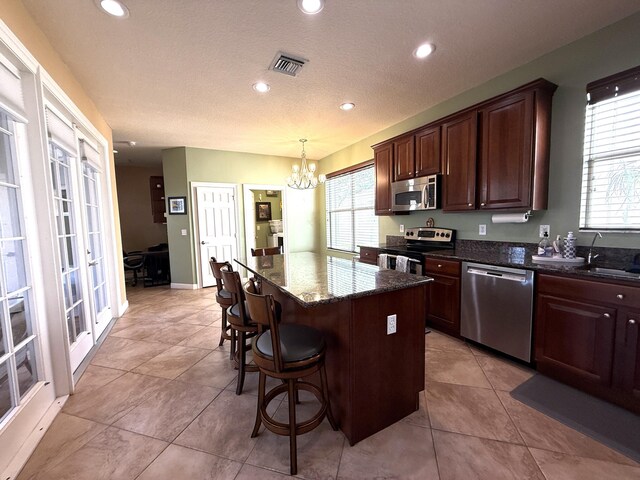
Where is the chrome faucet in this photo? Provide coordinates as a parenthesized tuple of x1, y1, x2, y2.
(587, 232, 602, 265)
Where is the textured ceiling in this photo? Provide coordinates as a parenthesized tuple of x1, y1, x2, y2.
(20, 0, 640, 165)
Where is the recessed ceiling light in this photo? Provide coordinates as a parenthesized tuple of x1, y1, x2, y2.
(97, 0, 129, 17)
(297, 0, 324, 15)
(253, 82, 271, 93)
(340, 102, 355, 111)
(414, 43, 435, 59)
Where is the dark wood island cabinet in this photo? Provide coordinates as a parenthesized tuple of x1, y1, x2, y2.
(236, 253, 431, 445)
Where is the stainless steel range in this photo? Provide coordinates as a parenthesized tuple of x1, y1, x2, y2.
(379, 227, 456, 274)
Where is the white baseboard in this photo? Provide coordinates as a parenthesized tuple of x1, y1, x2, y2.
(1, 394, 67, 480)
(170, 283, 198, 290)
(117, 300, 129, 317)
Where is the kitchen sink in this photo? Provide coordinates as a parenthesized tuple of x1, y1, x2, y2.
(590, 267, 640, 280)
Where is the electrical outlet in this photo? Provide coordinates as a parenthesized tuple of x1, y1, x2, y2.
(387, 314, 397, 335)
(539, 225, 550, 238)
(479, 224, 486, 235)
(399, 224, 405, 233)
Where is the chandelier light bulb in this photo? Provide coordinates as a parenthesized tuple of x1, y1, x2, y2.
(287, 139, 325, 190)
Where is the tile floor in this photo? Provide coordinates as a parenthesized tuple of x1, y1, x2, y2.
(17, 286, 640, 480)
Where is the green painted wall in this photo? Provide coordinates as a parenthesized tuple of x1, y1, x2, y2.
(317, 12, 640, 251)
(162, 147, 317, 285)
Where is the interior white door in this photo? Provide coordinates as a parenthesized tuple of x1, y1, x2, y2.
(81, 161, 111, 339)
(196, 185, 238, 287)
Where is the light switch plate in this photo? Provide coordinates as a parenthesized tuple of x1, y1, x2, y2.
(479, 224, 486, 235)
(387, 314, 397, 335)
(399, 224, 405, 233)
(181, 229, 187, 236)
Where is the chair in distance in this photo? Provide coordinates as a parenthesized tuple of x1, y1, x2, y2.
(251, 246, 282, 256)
(244, 287, 338, 475)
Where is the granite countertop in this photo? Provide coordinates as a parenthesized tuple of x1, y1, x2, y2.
(235, 252, 432, 307)
(422, 241, 640, 285)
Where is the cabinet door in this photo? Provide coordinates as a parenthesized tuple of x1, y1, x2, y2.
(393, 135, 415, 181)
(374, 143, 394, 215)
(441, 110, 477, 211)
(614, 310, 640, 398)
(415, 125, 441, 177)
(478, 92, 534, 210)
(535, 294, 616, 388)
(426, 274, 460, 337)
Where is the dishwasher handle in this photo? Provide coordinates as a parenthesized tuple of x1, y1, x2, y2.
(466, 266, 528, 282)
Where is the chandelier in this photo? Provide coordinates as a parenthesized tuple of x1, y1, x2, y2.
(287, 139, 326, 189)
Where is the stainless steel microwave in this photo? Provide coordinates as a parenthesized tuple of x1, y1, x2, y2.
(391, 175, 441, 211)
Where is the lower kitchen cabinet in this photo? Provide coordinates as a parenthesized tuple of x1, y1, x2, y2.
(358, 246, 379, 265)
(535, 274, 640, 414)
(424, 257, 461, 337)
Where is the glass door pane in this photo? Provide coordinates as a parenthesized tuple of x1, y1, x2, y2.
(0, 110, 40, 423)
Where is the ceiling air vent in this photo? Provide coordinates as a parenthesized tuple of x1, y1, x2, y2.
(269, 52, 307, 77)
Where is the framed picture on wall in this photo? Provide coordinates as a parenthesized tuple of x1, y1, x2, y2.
(168, 196, 187, 215)
(255, 202, 272, 221)
(265, 190, 278, 197)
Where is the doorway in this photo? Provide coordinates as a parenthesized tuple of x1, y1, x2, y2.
(193, 183, 240, 288)
(242, 184, 287, 262)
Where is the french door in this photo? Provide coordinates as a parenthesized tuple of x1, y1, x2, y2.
(81, 159, 111, 338)
(195, 185, 238, 288)
(48, 141, 93, 371)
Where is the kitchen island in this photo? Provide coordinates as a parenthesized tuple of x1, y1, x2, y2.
(236, 252, 431, 445)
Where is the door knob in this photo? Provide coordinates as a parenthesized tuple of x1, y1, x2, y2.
(201, 241, 206, 245)
(629, 319, 637, 325)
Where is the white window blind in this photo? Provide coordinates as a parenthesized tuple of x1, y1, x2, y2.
(579, 85, 640, 231)
(325, 164, 378, 252)
(45, 107, 77, 155)
(0, 52, 26, 122)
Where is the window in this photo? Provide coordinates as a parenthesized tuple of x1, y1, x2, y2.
(580, 65, 640, 231)
(325, 163, 378, 252)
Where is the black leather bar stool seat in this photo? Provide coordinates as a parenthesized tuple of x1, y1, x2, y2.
(245, 288, 337, 475)
(255, 324, 325, 363)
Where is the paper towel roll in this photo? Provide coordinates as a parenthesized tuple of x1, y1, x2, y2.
(491, 213, 530, 224)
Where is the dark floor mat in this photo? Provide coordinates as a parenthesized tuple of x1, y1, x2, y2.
(511, 375, 640, 463)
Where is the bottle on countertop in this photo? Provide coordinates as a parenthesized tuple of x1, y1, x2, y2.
(553, 235, 563, 258)
(563, 231, 576, 259)
(538, 231, 552, 256)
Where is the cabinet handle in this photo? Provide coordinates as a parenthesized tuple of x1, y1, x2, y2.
(629, 319, 637, 325)
(603, 313, 611, 318)
(480, 202, 486, 206)
(616, 294, 625, 299)
(468, 203, 472, 207)
(437, 264, 443, 268)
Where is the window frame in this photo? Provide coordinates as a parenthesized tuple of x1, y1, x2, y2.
(325, 160, 378, 254)
(579, 65, 640, 232)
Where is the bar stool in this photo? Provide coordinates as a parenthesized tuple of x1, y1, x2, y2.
(209, 258, 234, 357)
(244, 288, 338, 475)
(251, 246, 282, 256)
(220, 268, 259, 395)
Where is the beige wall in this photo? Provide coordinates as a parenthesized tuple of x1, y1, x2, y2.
(115, 165, 168, 252)
(0, 0, 125, 298)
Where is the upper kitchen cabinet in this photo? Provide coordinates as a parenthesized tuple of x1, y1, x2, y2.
(442, 110, 478, 211)
(478, 79, 557, 210)
(393, 135, 415, 181)
(415, 125, 441, 177)
(374, 143, 394, 215)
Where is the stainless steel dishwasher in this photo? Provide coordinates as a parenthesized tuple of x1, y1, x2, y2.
(460, 262, 535, 362)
